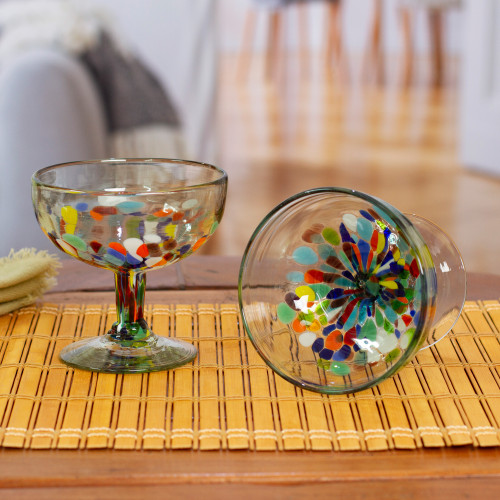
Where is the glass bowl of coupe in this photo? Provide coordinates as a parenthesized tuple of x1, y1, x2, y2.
(32, 158, 227, 373)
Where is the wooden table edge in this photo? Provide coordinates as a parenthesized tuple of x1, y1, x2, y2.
(2, 257, 500, 497)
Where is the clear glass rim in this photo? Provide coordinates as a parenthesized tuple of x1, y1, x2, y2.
(31, 158, 228, 196)
(238, 187, 437, 394)
(406, 213, 467, 349)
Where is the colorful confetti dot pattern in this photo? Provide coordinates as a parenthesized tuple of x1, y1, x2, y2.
(277, 207, 423, 382)
(36, 195, 221, 273)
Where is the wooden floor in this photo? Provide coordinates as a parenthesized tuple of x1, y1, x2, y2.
(208, 53, 500, 275)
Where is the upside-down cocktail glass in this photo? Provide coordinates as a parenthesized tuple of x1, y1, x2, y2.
(239, 188, 466, 394)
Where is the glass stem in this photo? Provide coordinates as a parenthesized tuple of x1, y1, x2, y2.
(110, 270, 149, 342)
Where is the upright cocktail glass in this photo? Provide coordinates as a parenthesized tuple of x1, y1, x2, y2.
(32, 158, 227, 373)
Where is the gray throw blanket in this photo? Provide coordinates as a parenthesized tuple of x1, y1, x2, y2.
(81, 32, 181, 134)
(0, 0, 187, 158)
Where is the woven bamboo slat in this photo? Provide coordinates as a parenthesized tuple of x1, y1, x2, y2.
(0, 300, 500, 451)
(143, 305, 170, 449)
(197, 304, 221, 450)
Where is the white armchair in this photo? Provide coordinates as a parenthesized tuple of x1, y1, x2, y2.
(0, 48, 108, 255)
(0, 0, 217, 257)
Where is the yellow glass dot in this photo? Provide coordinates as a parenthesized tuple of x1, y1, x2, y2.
(295, 285, 315, 302)
(61, 205, 78, 225)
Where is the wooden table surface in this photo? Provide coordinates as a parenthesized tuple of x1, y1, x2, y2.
(1, 256, 500, 500)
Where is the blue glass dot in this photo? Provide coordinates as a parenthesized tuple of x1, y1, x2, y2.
(323, 324, 337, 336)
(117, 201, 145, 213)
(126, 253, 142, 265)
(312, 338, 324, 353)
(75, 202, 88, 211)
(357, 217, 373, 241)
(286, 271, 304, 283)
(333, 345, 351, 361)
(360, 209, 375, 222)
(292, 246, 318, 265)
(107, 249, 125, 262)
(339, 223, 354, 243)
(327, 288, 344, 300)
(319, 348, 334, 360)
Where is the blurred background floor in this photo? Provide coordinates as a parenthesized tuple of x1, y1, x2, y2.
(209, 52, 500, 274)
(3, 0, 499, 277)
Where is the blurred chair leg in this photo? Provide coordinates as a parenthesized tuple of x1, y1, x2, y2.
(399, 6, 414, 87)
(237, 9, 258, 81)
(363, 0, 384, 84)
(266, 10, 284, 80)
(324, 0, 347, 80)
(428, 8, 444, 87)
(298, 2, 310, 78)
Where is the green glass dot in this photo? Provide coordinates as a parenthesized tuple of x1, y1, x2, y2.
(311, 233, 324, 244)
(309, 284, 332, 299)
(317, 359, 331, 370)
(338, 250, 353, 271)
(103, 254, 124, 267)
(392, 300, 407, 314)
(277, 302, 296, 324)
(383, 317, 395, 334)
(334, 277, 353, 288)
(77, 250, 91, 261)
(322, 227, 340, 246)
(318, 244, 336, 260)
(360, 319, 377, 341)
(210, 221, 219, 234)
(400, 329, 413, 349)
(375, 308, 384, 327)
(315, 300, 330, 314)
(299, 311, 315, 323)
(126, 217, 141, 238)
(62, 233, 87, 251)
(366, 280, 380, 296)
(385, 348, 401, 363)
(330, 362, 350, 376)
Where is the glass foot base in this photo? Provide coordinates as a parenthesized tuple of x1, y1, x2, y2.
(59, 334, 197, 373)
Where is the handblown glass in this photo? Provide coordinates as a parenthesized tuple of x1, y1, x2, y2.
(239, 188, 465, 394)
(32, 158, 227, 373)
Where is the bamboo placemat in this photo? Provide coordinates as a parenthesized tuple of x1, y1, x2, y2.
(1, 300, 500, 451)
